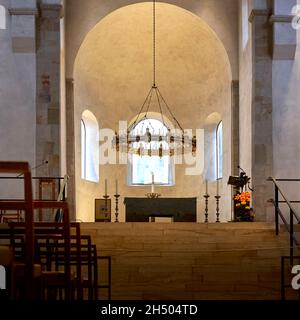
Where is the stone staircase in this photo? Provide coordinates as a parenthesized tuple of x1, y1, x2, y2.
(81, 222, 300, 300)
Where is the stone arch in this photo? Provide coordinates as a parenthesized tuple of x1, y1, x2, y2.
(67, 0, 238, 79)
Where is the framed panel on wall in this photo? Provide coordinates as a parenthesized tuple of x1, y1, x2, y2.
(95, 199, 111, 222)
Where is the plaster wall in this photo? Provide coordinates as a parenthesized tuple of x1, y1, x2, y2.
(272, 18, 300, 217)
(66, 0, 239, 80)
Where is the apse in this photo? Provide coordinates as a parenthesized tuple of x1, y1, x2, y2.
(74, 2, 232, 222)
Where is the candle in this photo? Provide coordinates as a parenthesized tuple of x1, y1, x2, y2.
(105, 179, 108, 196)
(205, 180, 208, 195)
(116, 179, 118, 195)
(217, 179, 219, 196)
(151, 172, 155, 193)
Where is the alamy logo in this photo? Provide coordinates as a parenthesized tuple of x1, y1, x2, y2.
(292, 5, 300, 30)
(291, 265, 300, 291)
(0, 265, 5, 290)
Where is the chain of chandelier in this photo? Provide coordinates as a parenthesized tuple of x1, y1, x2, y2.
(113, 0, 197, 157)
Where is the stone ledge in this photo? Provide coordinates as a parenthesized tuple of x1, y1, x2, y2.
(269, 15, 295, 23)
(40, 4, 62, 11)
(8, 8, 38, 16)
(249, 9, 272, 23)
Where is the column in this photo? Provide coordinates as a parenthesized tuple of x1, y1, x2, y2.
(66, 78, 76, 220)
(36, 0, 62, 177)
(249, 2, 273, 221)
(231, 80, 239, 177)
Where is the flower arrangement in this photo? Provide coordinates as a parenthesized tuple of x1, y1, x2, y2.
(233, 191, 254, 222)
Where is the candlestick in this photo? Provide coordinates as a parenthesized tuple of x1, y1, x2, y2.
(114, 194, 120, 223)
(215, 195, 221, 223)
(204, 194, 210, 223)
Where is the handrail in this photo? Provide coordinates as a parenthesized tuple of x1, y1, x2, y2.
(268, 176, 300, 261)
(268, 177, 300, 300)
(268, 175, 300, 299)
(268, 199, 300, 247)
(267, 177, 300, 223)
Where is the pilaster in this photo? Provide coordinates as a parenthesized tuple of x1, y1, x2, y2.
(231, 80, 239, 177)
(66, 78, 76, 220)
(36, 0, 62, 177)
(250, 6, 274, 221)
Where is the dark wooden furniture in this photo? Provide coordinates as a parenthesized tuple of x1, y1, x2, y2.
(0, 162, 35, 300)
(124, 197, 197, 222)
(0, 162, 111, 300)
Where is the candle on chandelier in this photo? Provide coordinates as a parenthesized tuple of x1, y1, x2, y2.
(151, 172, 155, 193)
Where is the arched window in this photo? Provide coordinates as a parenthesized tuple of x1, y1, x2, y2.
(129, 118, 173, 186)
(242, 0, 249, 49)
(216, 121, 223, 180)
(0, 5, 6, 30)
(81, 119, 87, 179)
(81, 110, 99, 182)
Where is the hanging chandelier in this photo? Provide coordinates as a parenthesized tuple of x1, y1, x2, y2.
(113, 0, 197, 157)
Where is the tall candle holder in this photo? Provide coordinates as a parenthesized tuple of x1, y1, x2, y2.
(103, 195, 110, 221)
(215, 195, 221, 223)
(114, 194, 120, 222)
(203, 194, 210, 223)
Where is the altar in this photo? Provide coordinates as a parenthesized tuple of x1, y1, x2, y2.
(124, 197, 197, 222)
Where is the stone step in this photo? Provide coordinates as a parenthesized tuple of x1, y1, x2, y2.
(81, 222, 298, 300)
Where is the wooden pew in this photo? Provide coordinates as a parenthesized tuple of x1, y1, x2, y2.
(7, 202, 72, 301)
(0, 162, 35, 300)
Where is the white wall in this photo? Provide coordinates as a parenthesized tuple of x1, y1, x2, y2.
(272, 29, 300, 217)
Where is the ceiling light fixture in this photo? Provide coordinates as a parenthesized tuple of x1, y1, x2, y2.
(114, 0, 196, 157)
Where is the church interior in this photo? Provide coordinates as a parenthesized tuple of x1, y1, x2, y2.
(0, 0, 300, 301)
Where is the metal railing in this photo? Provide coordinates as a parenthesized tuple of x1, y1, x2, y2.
(267, 177, 300, 300)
